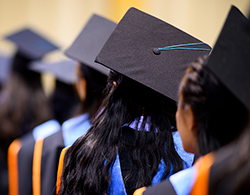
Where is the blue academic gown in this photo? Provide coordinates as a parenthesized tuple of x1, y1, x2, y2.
(109, 117, 194, 195)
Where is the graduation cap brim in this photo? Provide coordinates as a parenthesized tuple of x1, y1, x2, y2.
(65, 14, 116, 76)
(205, 6, 250, 111)
(0, 54, 11, 84)
(30, 60, 77, 84)
(5, 28, 59, 60)
(95, 8, 211, 102)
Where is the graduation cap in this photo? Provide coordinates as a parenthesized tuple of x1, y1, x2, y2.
(95, 7, 211, 102)
(30, 60, 77, 85)
(204, 5, 250, 111)
(65, 14, 116, 76)
(5, 28, 59, 61)
(0, 54, 11, 84)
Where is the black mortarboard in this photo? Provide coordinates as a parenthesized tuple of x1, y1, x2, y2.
(65, 14, 116, 75)
(205, 6, 250, 111)
(30, 60, 77, 85)
(95, 8, 211, 102)
(5, 28, 59, 60)
(0, 54, 11, 84)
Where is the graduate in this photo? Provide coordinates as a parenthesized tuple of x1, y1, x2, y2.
(0, 28, 58, 195)
(134, 5, 250, 195)
(30, 59, 81, 125)
(1, 28, 58, 144)
(8, 58, 82, 195)
(56, 7, 210, 195)
(31, 14, 116, 195)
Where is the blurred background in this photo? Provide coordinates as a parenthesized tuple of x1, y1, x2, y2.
(0, 0, 250, 92)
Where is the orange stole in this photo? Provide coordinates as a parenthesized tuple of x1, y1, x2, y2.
(190, 153, 215, 195)
(8, 139, 22, 195)
(56, 147, 69, 194)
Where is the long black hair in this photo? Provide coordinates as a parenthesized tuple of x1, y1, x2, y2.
(178, 55, 248, 155)
(59, 71, 184, 195)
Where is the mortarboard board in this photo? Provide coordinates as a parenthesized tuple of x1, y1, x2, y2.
(95, 7, 211, 102)
(5, 28, 59, 61)
(204, 5, 250, 111)
(65, 14, 116, 76)
(0, 54, 11, 84)
(30, 60, 77, 85)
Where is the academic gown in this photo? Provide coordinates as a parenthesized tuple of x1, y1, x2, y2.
(115, 128, 193, 195)
(56, 119, 194, 195)
(32, 113, 91, 195)
(8, 120, 60, 195)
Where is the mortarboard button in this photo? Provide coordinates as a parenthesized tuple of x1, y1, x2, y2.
(152, 48, 161, 55)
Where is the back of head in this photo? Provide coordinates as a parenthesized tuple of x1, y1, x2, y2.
(10, 52, 42, 87)
(103, 71, 177, 129)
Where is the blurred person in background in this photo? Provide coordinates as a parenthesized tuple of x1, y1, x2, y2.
(8, 58, 81, 195)
(0, 28, 58, 195)
(31, 14, 116, 195)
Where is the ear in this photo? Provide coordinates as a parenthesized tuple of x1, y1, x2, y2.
(184, 105, 196, 134)
(76, 77, 87, 101)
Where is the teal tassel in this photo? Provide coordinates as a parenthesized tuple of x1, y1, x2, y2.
(158, 42, 210, 51)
